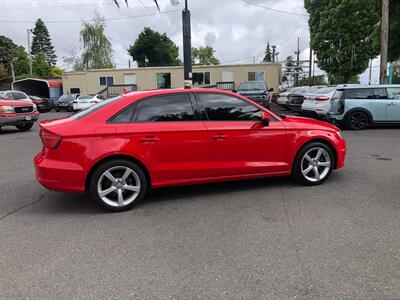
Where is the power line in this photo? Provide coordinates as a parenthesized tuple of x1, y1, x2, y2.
(0, 9, 181, 23)
(241, 0, 308, 17)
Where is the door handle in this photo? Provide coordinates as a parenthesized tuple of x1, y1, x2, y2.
(141, 136, 159, 144)
(212, 134, 228, 141)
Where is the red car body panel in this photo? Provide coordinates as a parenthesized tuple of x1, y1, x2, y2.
(34, 89, 346, 194)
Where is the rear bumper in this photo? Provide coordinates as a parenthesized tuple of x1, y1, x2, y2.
(0, 112, 39, 126)
(34, 152, 86, 194)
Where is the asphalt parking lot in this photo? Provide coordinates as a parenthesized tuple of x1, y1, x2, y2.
(1, 110, 400, 299)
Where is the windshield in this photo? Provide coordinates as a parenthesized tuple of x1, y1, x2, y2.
(70, 96, 123, 120)
(238, 82, 266, 91)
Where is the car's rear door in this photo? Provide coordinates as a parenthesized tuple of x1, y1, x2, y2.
(125, 93, 210, 185)
(371, 88, 389, 121)
(195, 92, 289, 178)
(386, 87, 400, 121)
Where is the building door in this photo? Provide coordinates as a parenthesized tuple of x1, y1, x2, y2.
(222, 71, 234, 82)
(156, 73, 171, 89)
(124, 74, 136, 85)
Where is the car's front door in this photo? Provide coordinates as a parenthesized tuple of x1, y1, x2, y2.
(125, 93, 210, 185)
(386, 87, 400, 121)
(370, 88, 389, 121)
(195, 92, 289, 178)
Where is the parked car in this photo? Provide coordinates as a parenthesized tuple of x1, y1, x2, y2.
(55, 94, 80, 112)
(237, 81, 273, 108)
(287, 86, 324, 111)
(301, 87, 337, 119)
(73, 94, 105, 111)
(34, 89, 346, 212)
(276, 87, 307, 107)
(29, 95, 52, 113)
(0, 90, 31, 102)
(0, 94, 39, 132)
(329, 85, 400, 130)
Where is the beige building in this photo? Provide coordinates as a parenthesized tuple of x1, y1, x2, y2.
(62, 63, 282, 95)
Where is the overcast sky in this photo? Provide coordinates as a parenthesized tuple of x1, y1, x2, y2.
(0, 0, 380, 84)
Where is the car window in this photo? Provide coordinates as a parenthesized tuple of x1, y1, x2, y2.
(197, 93, 262, 121)
(238, 82, 266, 91)
(387, 88, 400, 100)
(373, 88, 388, 99)
(343, 89, 374, 99)
(109, 103, 137, 124)
(135, 94, 195, 122)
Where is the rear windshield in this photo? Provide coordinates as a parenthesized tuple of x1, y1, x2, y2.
(238, 82, 266, 91)
(70, 96, 123, 120)
(59, 95, 73, 101)
(78, 95, 93, 100)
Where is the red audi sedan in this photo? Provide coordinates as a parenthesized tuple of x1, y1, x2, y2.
(34, 89, 346, 212)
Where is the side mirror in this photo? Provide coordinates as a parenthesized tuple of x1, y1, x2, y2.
(261, 112, 271, 127)
(269, 88, 274, 92)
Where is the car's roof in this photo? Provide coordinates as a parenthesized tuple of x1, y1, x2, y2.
(125, 88, 238, 97)
(338, 84, 400, 90)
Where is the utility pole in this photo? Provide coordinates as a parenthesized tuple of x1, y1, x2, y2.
(10, 58, 16, 82)
(380, 0, 389, 84)
(272, 45, 276, 63)
(27, 29, 33, 76)
(295, 37, 300, 86)
(182, 0, 192, 88)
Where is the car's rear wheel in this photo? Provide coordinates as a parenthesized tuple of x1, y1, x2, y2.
(292, 142, 334, 186)
(16, 123, 34, 131)
(345, 111, 369, 130)
(89, 159, 147, 212)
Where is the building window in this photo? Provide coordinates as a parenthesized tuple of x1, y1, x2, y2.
(192, 72, 211, 86)
(248, 71, 265, 81)
(156, 73, 171, 89)
(70, 88, 80, 94)
(99, 76, 114, 86)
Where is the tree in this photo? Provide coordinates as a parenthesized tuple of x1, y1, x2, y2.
(0, 64, 7, 79)
(80, 13, 114, 70)
(50, 66, 63, 79)
(263, 42, 273, 62)
(298, 75, 328, 86)
(12, 46, 30, 77)
(31, 18, 57, 66)
(191, 46, 220, 65)
(32, 52, 52, 78)
(388, 0, 400, 62)
(304, 0, 380, 83)
(282, 56, 296, 86)
(0, 35, 17, 75)
(128, 27, 180, 67)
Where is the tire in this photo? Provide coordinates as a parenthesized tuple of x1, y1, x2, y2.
(16, 123, 34, 131)
(292, 142, 335, 186)
(345, 111, 370, 130)
(89, 159, 148, 212)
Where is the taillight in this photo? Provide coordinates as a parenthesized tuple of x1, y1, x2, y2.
(315, 96, 330, 101)
(338, 100, 345, 114)
(40, 129, 62, 149)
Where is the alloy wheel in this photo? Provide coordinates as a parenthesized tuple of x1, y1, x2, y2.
(301, 147, 331, 183)
(97, 166, 141, 208)
(349, 112, 368, 130)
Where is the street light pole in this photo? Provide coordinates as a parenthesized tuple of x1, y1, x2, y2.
(182, 0, 192, 88)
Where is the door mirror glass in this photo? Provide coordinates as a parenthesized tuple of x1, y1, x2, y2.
(268, 88, 274, 92)
(262, 112, 270, 127)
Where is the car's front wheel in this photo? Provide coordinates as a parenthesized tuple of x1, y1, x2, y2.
(292, 142, 334, 186)
(16, 122, 34, 131)
(89, 159, 148, 212)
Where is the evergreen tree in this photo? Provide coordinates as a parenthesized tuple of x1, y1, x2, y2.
(32, 52, 52, 78)
(263, 42, 273, 62)
(31, 18, 57, 66)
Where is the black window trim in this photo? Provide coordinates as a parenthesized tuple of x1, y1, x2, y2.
(193, 91, 265, 122)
